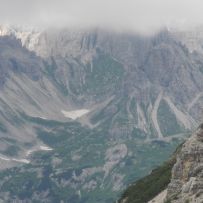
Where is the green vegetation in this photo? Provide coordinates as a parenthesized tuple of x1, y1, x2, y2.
(118, 143, 183, 203)
(119, 159, 175, 203)
(0, 110, 186, 203)
(2, 145, 20, 156)
(1, 171, 40, 199)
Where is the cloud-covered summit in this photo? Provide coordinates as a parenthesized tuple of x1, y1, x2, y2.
(1, 0, 203, 33)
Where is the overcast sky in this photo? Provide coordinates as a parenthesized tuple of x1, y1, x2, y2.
(1, 0, 203, 33)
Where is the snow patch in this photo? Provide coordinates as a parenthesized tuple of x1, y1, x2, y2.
(26, 145, 53, 156)
(61, 109, 90, 120)
(39, 145, 53, 151)
(38, 117, 47, 120)
(0, 155, 10, 161)
(0, 155, 30, 164)
(0, 145, 53, 164)
(12, 158, 30, 164)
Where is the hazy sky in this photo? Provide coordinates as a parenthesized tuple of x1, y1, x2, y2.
(1, 0, 203, 33)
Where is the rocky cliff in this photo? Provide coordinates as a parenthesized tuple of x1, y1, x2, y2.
(166, 125, 203, 203)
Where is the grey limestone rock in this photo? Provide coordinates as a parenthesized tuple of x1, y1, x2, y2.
(166, 125, 203, 202)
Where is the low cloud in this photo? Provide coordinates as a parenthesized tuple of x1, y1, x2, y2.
(1, 0, 203, 33)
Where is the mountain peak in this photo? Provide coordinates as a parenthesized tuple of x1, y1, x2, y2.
(0, 24, 41, 52)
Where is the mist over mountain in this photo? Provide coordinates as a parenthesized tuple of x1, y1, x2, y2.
(1, 0, 203, 33)
(0, 24, 202, 202)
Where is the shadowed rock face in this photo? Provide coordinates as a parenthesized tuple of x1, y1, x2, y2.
(166, 125, 203, 202)
(0, 36, 42, 86)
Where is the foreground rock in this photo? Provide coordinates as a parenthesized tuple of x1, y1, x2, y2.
(166, 125, 203, 203)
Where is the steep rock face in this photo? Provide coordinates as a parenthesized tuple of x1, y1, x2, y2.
(1, 27, 202, 140)
(0, 36, 42, 85)
(0, 27, 203, 202)
(21, 29, 203, 122)
(0, 25, 41, 52)
(166, 125, 203, 202)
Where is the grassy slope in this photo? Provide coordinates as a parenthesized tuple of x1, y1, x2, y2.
(118, 144, 183, 203)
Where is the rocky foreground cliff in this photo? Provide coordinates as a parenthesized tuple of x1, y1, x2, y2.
(119, 125, 203, 203)
(166, 124, 203, 203)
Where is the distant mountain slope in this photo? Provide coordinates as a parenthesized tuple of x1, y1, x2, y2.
(166, 124, 203, 203)
(0, 27, 202, 202)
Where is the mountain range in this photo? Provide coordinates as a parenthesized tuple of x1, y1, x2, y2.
(0, 25, 202, 202)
